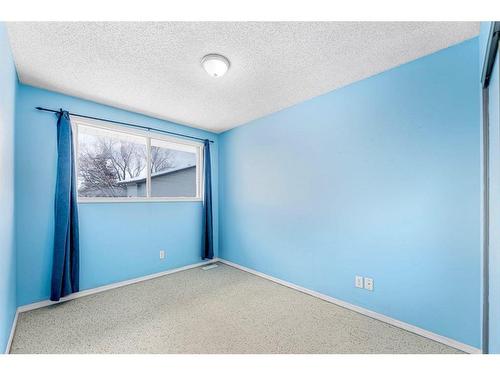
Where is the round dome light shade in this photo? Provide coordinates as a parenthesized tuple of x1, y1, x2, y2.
(201, 54, 230, 78)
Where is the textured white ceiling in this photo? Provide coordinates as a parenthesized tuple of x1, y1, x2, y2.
(7, 22, 479, 132)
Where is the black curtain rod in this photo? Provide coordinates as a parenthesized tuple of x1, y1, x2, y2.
(35, 107, 214, 143)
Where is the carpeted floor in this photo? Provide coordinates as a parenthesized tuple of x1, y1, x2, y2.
(10, 262, 463, 354)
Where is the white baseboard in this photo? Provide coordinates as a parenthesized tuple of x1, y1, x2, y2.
(218, 258, 481, 354)
(17, 258, 219, 314)
(4, 310, 19, 354)
(10, 257, 480, 354)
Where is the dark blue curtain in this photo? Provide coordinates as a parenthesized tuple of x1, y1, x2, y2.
(51, 110, 80, 301)
(202, 140, 214, 259)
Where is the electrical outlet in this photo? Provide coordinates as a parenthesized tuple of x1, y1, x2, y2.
(364, 277, 374, 291)
(159, 250, 166, 259)
(355, 276, 364, 288)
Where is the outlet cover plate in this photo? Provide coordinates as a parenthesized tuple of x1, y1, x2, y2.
(364, 277, 374, 291)
(355, 276, 364, 288)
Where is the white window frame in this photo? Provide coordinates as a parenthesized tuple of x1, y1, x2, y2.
(71, 116, 204, 203)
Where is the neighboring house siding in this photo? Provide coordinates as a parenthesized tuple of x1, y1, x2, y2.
(125, 166, 196, 197)
(124, 184, 143, 197)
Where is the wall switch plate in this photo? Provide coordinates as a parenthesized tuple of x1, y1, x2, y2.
(355, 276, 364, 288)
(159, 250, 165, 259)
(364, 277, 374, 291)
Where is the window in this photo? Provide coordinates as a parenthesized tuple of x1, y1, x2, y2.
(73, 118, 203, 202)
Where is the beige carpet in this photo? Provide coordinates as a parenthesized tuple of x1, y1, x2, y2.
(10, 262, 462, 354)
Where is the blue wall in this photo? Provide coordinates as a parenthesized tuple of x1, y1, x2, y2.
(479, 23, 493, 71)
(15, 85, 219, 306)
(219, 38, 481, 348)
(0, 24, 17, 353)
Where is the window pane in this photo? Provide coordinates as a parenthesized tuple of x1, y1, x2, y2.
(150, 138, 198, 197)
(77, 125, 147, 198)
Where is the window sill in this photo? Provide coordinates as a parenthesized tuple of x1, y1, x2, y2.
(78, 197, 203, 204)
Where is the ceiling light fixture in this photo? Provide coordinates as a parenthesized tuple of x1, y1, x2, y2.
(201, 54, 230, 78)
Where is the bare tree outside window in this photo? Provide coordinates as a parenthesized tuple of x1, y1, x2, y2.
(78, 126, 149, 197)
(78, 144, 122, 197)
(76, 124, 198, 199)
(149, 146, 175, 174)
